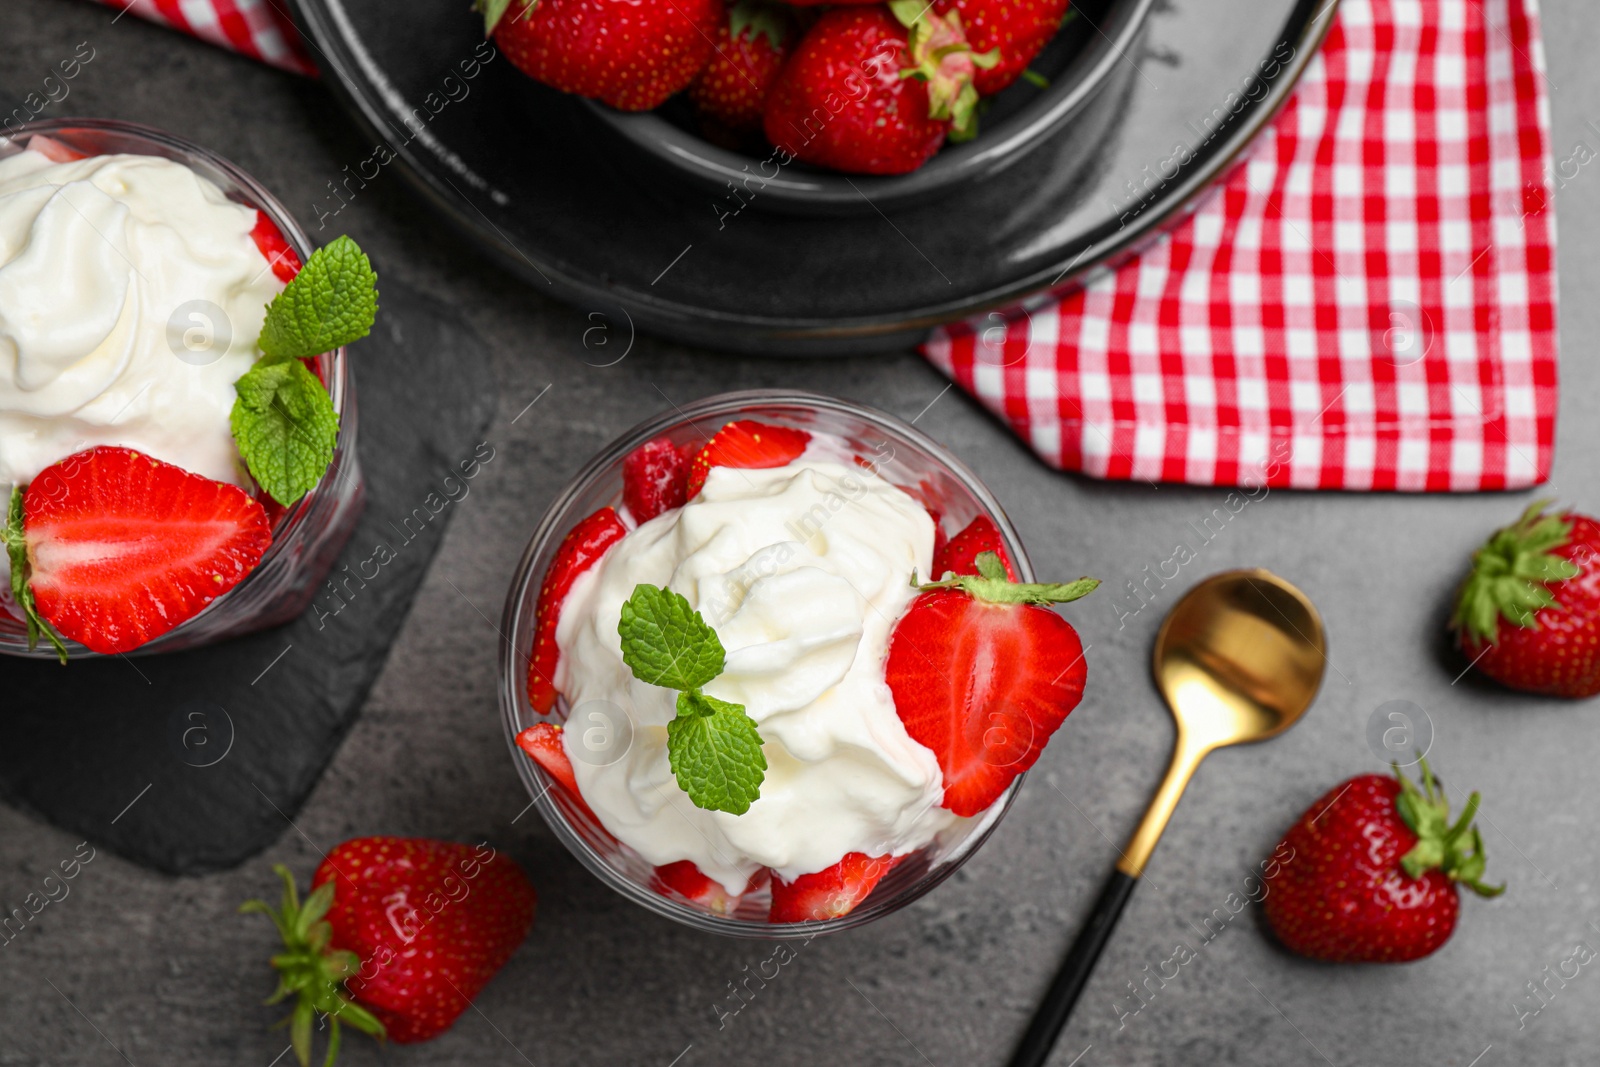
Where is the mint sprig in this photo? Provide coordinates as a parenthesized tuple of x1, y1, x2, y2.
(618, 584, 767, 814)
(3, 487, 67, 664)
(232, 235, 377, 507)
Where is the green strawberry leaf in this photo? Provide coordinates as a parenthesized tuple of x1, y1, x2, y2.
(1452, 500, 1583, 642)
(921, 552, 1100, 606)
(667, 692, 767, 814)
(258, 235, 378, 364)
(231, 359, 339, 507)
(475, 0, 517, 35)
(618, 584, 726, 691)
(3, 487, 66, 663)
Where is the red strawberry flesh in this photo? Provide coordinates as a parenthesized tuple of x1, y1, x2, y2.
(527, 506, 627, 713)
(688, 0, 794, 133)
(622, 437, 690, 523)
(1262, 764, 1499, 963)
(887, 588, 1085, 815)
(22, 447, 272, 654)
(934, 514, 1017, 580)
(769, 851, 896, 922)
(763, 7, 949, 175)
(313, 837, 537, 1043)
(250, 210, 303, 283)
(493, 0, 724, 111)
(1455, 504, 1600, 697)
(686, 419, 811, 498)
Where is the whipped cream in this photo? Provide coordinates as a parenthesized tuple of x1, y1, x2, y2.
(0, 148, 283, 487)
(555, 451, 970, 892)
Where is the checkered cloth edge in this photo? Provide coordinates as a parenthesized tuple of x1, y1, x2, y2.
(98, 0, 318, 77)
(923, 0, 1558, 491)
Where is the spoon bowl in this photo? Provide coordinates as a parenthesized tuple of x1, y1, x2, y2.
(1153, 568, 1328, 751)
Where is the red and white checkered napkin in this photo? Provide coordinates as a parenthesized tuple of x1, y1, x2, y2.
(99, 0, 317, 76)
(923, 0, 1558, 490)
(99, 0, 1557, 490)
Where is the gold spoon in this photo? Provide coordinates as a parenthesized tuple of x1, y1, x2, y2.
(1008, 568, 1327, 1067)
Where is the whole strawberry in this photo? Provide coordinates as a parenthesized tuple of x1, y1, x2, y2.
(688, 1, 796, 133)
(1453, 502, 1600, 697)
(885, 551, 1095, 815)
(1263, 760, 1501, 963)
(933, 0, 1070, 95)
(242, 838, 537, 1062)
(484, 0, 723, 111)
(763, 3, 989, 175)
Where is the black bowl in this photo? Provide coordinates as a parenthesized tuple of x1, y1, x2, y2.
(587, 0, 1154, 215)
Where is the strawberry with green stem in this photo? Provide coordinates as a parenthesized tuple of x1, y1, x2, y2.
(240, 865, 386, 1067)
(1263, 758, 1502, 963)
(1453, 501, 1600, 697)
(762, 2, 995, 175)
(243, 839, 537, 1062)
(886, 551, 1095, 816)
(689, 1, 797, 134)
(932, 0, 1073, 96)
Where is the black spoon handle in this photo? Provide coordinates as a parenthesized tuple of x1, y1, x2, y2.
(1007, 869, 1139, 1067)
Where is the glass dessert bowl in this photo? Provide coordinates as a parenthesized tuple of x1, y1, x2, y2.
(0, 119, 365, 658)
(499, 390, 1079, 937)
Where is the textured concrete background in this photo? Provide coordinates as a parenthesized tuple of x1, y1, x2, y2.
(2, 1, 1599, 1064)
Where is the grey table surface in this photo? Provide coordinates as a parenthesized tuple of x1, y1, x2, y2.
(2, 2, 1599, 1064)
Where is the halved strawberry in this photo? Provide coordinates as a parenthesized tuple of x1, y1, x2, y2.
(18, 447, 271, 655)
(514, 722, 602, 822)
(886, 553, 1094, 816)
(527, 507, 627, 713)
(686, 420, 811, 498)
(934, 515, 1017, 580)
(652, 860, 765, 913)
(622, 437, 690, 524)
(250, 209, 303, 283)
(769, 852, 896, 922)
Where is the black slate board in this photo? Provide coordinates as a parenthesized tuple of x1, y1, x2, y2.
(0, 279, 494, 875)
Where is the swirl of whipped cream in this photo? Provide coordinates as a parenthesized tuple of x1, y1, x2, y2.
(555, 454, 971, 891)
(0, 149, 283, 487)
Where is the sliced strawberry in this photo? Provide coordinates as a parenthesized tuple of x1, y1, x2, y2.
(622, 437, 690, 523)
(769, 852, 896, 922)
(651, 860, 765, 914)
(514, 722, 603, 821)
(886, 561, 1094, 816)
(21, 447, 271, 655)
(527, 507, 627, 713)
(250, 209, 303, 283)
(934, 515, 1017, 580)
(28, 134, 87, 163)
(686, 419, 811, 498)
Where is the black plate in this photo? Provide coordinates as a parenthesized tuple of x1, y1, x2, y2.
(291, 0, 1336, 354)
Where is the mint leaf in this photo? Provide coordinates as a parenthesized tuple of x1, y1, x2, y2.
(4, 487, 66, 663)
(258, 235, 378, 363)
(667, 692, 767, 814)
(231, 359, 339, 506)
(616, 583, 767, 813)
(618, 584, 725, 691)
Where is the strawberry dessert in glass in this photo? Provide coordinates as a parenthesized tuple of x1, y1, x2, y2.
(0, 120, 372, 659)
(500, 390, 1097, 934)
